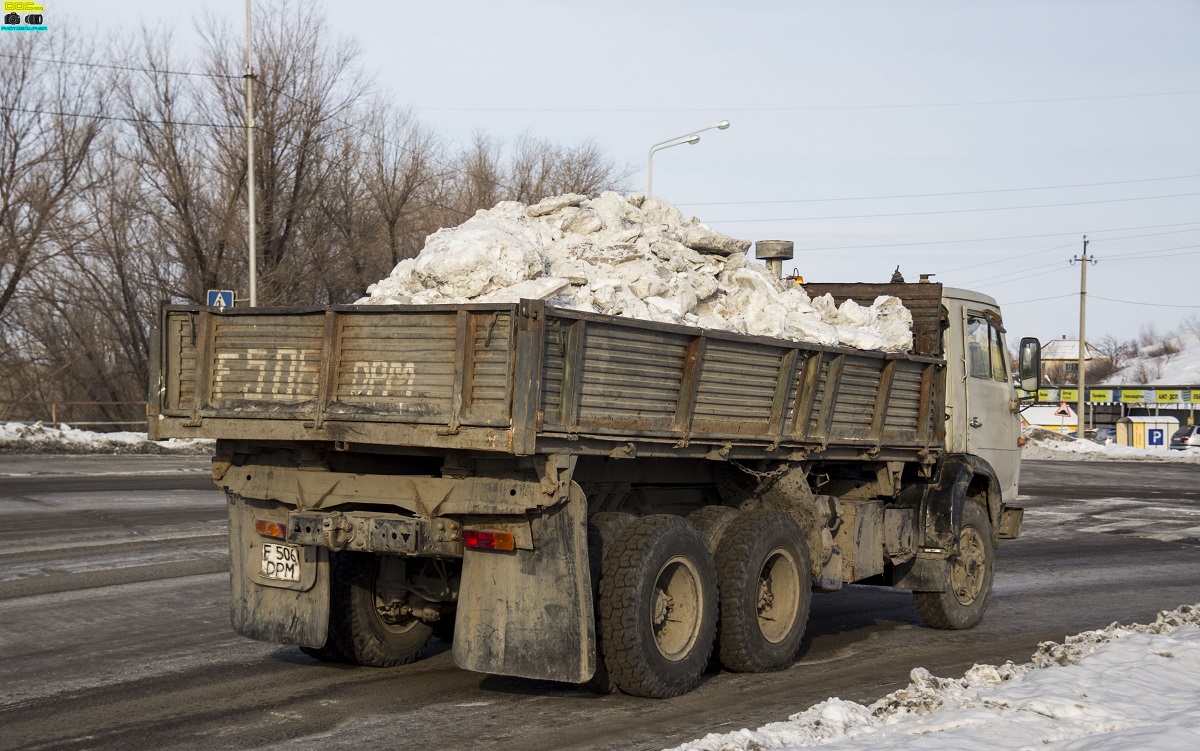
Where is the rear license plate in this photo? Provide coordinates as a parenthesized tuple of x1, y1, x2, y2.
(261, 542, 301, 582)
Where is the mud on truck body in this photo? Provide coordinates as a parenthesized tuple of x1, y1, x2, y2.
(149, 281, 1041, 698)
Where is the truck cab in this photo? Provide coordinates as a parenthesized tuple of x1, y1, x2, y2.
(942, 288, 1021, 502)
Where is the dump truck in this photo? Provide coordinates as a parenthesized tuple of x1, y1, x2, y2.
(149, 280, 1041, 698)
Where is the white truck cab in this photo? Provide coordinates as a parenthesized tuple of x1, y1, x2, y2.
(942, 288, 1023, 502)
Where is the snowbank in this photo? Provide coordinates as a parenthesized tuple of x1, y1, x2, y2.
(1022, 426, 1200, 463)
(1109, 330, 1200, 385)
(356, 192, 914, 352)
(670, 604, 1200, 751)
(0, 422, 213, 455)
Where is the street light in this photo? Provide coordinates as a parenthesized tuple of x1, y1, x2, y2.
(646, 120, 730, 198)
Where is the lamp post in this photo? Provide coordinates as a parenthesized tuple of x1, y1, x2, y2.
(244, 0, 258, 307)
(646, 120, 730, 198)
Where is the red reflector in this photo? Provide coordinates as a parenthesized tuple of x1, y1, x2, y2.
(462, 529, 515, 552)
(255, 519, 287, 540)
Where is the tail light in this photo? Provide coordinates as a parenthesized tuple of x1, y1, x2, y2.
(255, 519, 287, 540)
(462, 529, 515, 552)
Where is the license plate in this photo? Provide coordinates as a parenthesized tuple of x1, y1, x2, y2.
(261, 542, 301, 582)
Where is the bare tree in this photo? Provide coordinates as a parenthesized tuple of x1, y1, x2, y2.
(1130, 359, 1162, 385)
(0, 34, 104, 322)
(1137, 323, 1159, 350)
(1094, 335, 1131, 371)
(1181, 314, 1200, 339)
(361, 107, 444, 269)
(507, 132, 628, 203)
(197, 0, 371, 304)
(1, 1, 633, 418)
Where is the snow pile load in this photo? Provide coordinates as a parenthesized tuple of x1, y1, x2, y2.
(356, 192, 914, 353)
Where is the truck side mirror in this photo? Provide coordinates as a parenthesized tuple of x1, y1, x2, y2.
(1018, 337, 1041, 393)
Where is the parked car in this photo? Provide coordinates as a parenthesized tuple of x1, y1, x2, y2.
(1170, 425, 1200, 450)
(1095, 426, 1116, 445)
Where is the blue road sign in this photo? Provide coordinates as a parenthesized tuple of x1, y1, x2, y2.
(207, 290, 235, 308)
(1148, 428, 1164, 446)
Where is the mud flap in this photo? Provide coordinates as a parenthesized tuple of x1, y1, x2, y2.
(228, 495, 329, 648)
(453, 484, 595, 684)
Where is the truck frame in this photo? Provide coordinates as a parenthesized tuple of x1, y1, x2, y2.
(149, 280, 1038, 697)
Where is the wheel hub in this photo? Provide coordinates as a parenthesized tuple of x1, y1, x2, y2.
(756, 548, 801, 644)
(652, 555, 703, 661)
(950, 525, 987, 606)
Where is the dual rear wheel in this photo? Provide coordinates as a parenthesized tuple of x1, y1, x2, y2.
(590, 509, 812, 698)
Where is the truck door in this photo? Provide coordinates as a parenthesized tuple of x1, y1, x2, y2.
(963, 312, 1020, 501)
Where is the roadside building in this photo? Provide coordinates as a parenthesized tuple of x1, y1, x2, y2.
(1040, 336, 1101, 385)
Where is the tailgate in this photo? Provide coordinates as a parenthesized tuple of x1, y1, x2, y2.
(152, 304, 518, 446)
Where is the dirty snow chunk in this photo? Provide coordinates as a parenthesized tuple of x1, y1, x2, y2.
(356, 192, 915, 353)
(526, 193, 587, 217)
(681, 225, 752, 256)
(476, 277, 570, 303)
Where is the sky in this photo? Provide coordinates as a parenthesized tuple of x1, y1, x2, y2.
(54, 0, 1200, 346)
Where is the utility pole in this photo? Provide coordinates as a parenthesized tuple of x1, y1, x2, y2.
(1070, 236, 1097, 437)
(244, 0, 258, 307)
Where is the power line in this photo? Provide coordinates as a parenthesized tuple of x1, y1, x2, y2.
(411, 89, 1200, 113)
(998, 293, 1077, 306)
(0, 104, 243, 130)
(1106, 249, 1200, 262)
(961, 259, 1074, 289)
(1, 49, 525, 197)
(709, 192, 1200, 223)
(0, 52, 239, 80)
(790, 222, 1200, 253)
(1091, 296, 1200, 309)
(945, 240, 1200, 280)
(253, 78, 523, 200)
(937, 241, 1078, 275)
(1103, 243, 1200, 261)
(678, 174, 1200, 207)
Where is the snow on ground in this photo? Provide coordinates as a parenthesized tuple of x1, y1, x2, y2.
(670, 605, 1200, 751)
(356, 192, 914, 352)
(1108, 330, 1200, 385)
(0, 422, 213, 455)
(1021, 426, 1200, 463)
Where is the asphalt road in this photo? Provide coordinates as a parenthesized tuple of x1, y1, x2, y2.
(1, 456, 1198, 751)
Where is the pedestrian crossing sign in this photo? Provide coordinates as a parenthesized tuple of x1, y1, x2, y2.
(207, 290, 235, 309)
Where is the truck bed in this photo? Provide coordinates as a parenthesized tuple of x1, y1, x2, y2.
(151, 291, 946, 463)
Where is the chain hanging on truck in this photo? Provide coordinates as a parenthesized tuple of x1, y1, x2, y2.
(728, 458, 791, 482)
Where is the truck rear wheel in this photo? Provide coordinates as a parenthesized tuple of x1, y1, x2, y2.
(584, 512, 637, 694)
(687, 505, 740, 554)
(913, 501, 994, 630)
(715, 510, 811, 673)
(332, 552, 433, 667)
(598, 515, 718, 698)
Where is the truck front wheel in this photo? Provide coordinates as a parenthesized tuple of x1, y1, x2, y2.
(913, 501, 994, 630)
(599, 515, 718, 698)
(332, 553, 433, 667)
(715, 510, 811, 673)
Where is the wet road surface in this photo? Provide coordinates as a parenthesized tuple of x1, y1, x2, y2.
(1, 456, 1198, 750)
